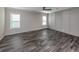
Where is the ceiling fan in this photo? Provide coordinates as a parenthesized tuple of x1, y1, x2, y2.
(43, 7, 52, 10)
(41, 7, 52, 13)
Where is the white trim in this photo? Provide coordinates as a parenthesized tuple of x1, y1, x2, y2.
(5, 27, 47, 36)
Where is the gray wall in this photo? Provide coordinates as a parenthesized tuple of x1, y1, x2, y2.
(5, 8, 47, 35)
(0, 7, 5, 40)
(48, 7, 79, 37)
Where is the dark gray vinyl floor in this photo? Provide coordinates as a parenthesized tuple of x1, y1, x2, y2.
(0, 29, 79, 52)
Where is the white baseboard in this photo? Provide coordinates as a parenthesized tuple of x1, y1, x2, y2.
(49, 28, 79, 37)
(5, 27, 47, 36)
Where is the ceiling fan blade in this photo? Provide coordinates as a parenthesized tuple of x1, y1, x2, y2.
(43, 7, 52, 10)
(43, 7, 46, 10)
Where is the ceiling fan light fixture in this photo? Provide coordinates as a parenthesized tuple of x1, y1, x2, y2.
(41, 7, 52, 13)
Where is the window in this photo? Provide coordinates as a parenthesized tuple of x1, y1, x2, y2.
(42, 16, 47, 25)
(10, 14, 20, 29)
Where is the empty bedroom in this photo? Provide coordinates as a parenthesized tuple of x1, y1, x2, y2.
(0, 7, 79, 52)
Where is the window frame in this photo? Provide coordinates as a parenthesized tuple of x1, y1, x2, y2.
(42, 15, 47, 26)
(10, 13, 20, 29)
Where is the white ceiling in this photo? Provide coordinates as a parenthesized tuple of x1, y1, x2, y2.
(11, 7, 72, 13)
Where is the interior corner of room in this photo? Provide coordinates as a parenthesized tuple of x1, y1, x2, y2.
(0, 7, 79, 42)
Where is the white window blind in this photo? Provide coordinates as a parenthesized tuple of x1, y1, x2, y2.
(42, 16, 47, 25)
(10, 14, 20, 29)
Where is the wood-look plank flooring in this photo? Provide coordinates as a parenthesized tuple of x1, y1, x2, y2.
(0, 29, 79, 52)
